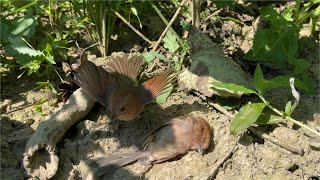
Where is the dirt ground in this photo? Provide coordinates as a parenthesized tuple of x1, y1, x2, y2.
(1, 2, 320, 179)
(1, 64, 320, 179)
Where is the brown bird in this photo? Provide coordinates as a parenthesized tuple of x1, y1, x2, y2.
(72, 53, 176, 121)
(94, 115, 212, 177)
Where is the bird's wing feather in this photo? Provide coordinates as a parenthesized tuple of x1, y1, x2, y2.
(72, 60, 116, 106)
(106, 54, 145, 84)
(141, 68, 176, 103)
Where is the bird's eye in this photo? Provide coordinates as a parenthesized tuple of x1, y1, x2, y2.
(120, 107, 126, 112)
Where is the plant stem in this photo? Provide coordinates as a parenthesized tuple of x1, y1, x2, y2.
(150, 2, 184, 46)
(5, 0, 38, 18)
(152, 0, 188, 51)
(294, 0, 301, 22)
(192, 0, 201, 28)
(112, 9, 154, 46)
(101, 3, 107, 56)
(258, 95, 320, 137)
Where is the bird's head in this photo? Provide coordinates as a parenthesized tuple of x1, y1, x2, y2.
(108, 88, 145, 121)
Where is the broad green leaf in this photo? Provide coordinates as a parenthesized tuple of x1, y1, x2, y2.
(155, 86, 173, 104)
(244, 30, 284, 66)
(260, 6, 298, 31)
(143, 51, 167, 62)
(263, 75, 309, 92)
(0, 18, 12, 42)
(211, 82, 256, 95)
(163, 31, 179, 53)
(256, 113, 283, 124)
(254, 64, 264, 93)
(245, 6, 299, 68)
(181, 27, 253, 97)
(285, 101, 292, 115)
(288, 57, 311, 75)
(7, 37, 43, 56)
(230, 103, 267, 135)
(12, 14, 36, 39)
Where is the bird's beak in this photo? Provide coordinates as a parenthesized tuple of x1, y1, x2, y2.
(197, 147, 204, 155)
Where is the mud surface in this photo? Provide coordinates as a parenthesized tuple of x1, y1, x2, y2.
(1, 67, 319, 179)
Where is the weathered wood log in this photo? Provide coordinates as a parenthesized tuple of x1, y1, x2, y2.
(23, 88, 95, 179)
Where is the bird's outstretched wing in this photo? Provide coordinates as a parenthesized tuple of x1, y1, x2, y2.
(141, 68, 176, 103)
(106, 54, 145, 84)
(72, 54, 116, 106)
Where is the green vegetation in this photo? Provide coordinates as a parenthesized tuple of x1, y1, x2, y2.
(1, 0, 318, 136)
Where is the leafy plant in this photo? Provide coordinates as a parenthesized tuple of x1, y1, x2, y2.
(244, 6, 315, 93)
(1, 10, 56, 76)
(75, 0, 147, 56)
(211, 64, 320, 137)
(1, 0, 83, 78)
(284, 0, 320, 35)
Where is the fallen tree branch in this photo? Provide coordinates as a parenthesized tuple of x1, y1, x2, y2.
(248, 126, 304, 155)
(22, 88, 95, 179)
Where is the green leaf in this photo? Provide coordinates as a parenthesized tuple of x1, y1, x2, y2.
(211, 82, 257, 95)
(244, 28, 298, 67)
(33, 104, 43, 114)
(254, 64, 264, 93)
(143, 51, 167, 62)
(49, 84, 58, 94)
(24, 60, 41, 75)
(155, 86, 173, 104)
(0, 18, 12, 42)
(285, 101, 292, 115)
(7, 37, 43, 56)
(245, 6, 299, 67)
(130, 7, 142, 29)
(163, 31, 179, 53)
(173, 56, 182, 71)
(263, 75, 309, 92)
(230, 103, 267, 135)
(131, 6, 138, 16)
(213, 0, 234, 9)
(256, 113, 284, 124)
(45, 54, 55, 64)
(36, 81, 49, 86)
(283, 8, 294, 21)
(288, 58, 311, 75)
(12, 14, 36, 39)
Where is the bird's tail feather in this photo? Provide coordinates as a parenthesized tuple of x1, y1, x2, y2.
(94, 151, 149, 177)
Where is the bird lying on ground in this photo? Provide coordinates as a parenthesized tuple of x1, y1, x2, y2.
(93, 115, 212, 178)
